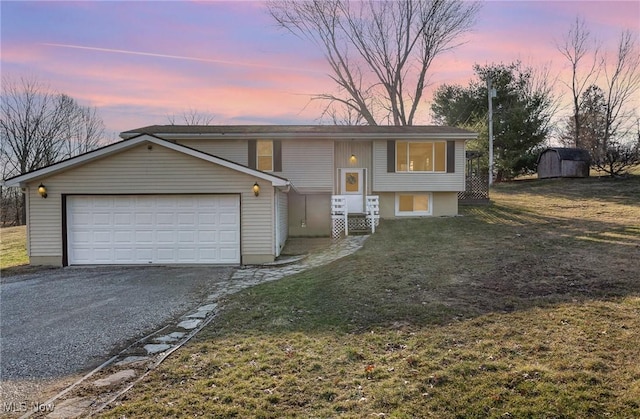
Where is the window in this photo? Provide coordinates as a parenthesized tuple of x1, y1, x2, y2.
(396, 141, 447, 172)
(395, 193, 431, 216)
(257, 140, 273, 171)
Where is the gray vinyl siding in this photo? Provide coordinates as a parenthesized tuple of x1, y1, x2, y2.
(27, 143, 273, 264)
(281, 140, 333, 193)
(176, 139, 247, 165)
(276, 190, 288, 256)
(334, 141, 373, 194)
(372, 139, 466, 192)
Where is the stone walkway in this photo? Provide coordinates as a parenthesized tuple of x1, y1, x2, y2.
(228, 235, 369, 290)
(35, 235, 369, 419)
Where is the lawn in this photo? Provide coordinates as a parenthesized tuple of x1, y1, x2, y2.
(98, 176, 637, 417)
(0, 225, 28, 270)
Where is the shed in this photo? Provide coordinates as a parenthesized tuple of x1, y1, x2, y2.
(537, 148, 591, 179)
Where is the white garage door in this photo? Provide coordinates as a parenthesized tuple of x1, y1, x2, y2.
(67, 195, 240, 265)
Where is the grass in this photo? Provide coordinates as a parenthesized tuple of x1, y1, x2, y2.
(1, 225, 28, 270)
(100, 176, 640, 418)
(58, 176, 640, 416)
(101, 176, 640, 418)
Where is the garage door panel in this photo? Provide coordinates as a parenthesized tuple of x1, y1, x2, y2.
(177, 213, 196, 225)
(135, 248, 153, 261)
(113, 230, 133, 243)
(93, 213, 111, 225)
(157, 230, 176, 244)
(114, 248, 134, 263)
(178, 231, 196, 244)
(135, 230, 154, 244)
(198, 213, 217, 225)
(156, 212, 175, 225)
(135, 213, 153, 225)
(93, 231, 112, 244)
(220, 213, 238, 225)
(220, 248, 238, 263)
(67, 195, 240, 265)
(219, 230, 238, 243)
(113, 213, 133, 226)
(73, 212, 92, 226)
(198, 231, 216, 243)
(93, 248, 112, 263)
(71, 231, 91, 244)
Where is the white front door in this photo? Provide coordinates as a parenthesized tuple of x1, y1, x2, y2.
(341, 168, 364, 213)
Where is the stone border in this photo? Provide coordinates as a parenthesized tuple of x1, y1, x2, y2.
(22, 236, 368, 418)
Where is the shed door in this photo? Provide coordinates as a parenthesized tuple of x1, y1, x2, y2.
(67, 195, 240, 265)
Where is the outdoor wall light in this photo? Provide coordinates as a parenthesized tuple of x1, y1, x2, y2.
(350, 154, 357, 163)
(38, 184, 48, 199)
(253, 182, 260, 197)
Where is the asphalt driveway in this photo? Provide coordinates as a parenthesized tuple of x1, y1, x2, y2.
(0, 266, 234, 382)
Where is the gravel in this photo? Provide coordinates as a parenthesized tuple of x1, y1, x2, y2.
(0, 266, 234, 382)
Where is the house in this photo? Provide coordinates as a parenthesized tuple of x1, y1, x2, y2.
(3, 125, 477, 266)
(537, 147, 591, 179)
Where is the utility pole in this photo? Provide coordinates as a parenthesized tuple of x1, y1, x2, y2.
(487, 78, 496, 186)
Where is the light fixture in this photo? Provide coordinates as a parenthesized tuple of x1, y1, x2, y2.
(38, 183, 48, 199)
(252, 182, 260, 197)
(349, 154, 357, 163)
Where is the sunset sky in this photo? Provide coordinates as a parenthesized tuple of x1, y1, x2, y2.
(2, 1, 639, 138)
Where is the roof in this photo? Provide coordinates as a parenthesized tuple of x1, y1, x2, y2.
(3, 134, 290, 188)
(121, 124, 478, 140)
(538, 147, 591, 163)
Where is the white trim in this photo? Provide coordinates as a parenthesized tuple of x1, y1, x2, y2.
(341, 168, 365, 214)
(395, 140, 448, 173)
(122, 132, 478, 141)
(395, 193, 433, 216)
(66, 194, 241, 264)
(256, 139, 274, 172)
(4, 135, 289, 188)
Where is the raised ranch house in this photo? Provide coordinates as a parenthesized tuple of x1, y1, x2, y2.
(3, 125, 477, 266)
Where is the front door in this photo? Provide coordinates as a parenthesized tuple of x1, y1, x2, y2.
(341, 168, 364, 213)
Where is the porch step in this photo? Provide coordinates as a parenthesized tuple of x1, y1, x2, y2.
(347, 215, 370, 233)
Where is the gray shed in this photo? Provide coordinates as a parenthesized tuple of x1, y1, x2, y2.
(537, 148, 591, 179)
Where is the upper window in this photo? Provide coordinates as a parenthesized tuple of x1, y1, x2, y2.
(396, 141, 447, 172)
(257, 140, 273, 171)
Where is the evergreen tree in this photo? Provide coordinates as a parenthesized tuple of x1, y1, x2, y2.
(432, 62, 555, 180)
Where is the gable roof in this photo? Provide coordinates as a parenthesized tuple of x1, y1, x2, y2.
(3, 134, 289, 188)
(537, 147, 591, 163)
(121, 124, 478, 140)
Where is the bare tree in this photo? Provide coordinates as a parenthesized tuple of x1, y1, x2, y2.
(60, 98, 105, 158)
(167, 108, 215, 125)
(268, 0, 480, 126)
(600, 30, 640, 152)
(1, 75, 106, 224)
(556, 16, 600, 148)
(594, 140, 640, 177)
(320, 102, 367, 125)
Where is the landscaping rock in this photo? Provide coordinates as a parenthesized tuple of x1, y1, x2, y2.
(93, 369, 136, 387)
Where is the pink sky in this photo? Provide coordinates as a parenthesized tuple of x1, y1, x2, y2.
(1, 1, 638, 138)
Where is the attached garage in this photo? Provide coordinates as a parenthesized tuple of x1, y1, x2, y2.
(66, 195, 240, 265)
(5, 134, 290, 266)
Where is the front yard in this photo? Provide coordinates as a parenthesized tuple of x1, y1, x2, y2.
(1, 225, 28, 270)
(40, 176, 640, 416)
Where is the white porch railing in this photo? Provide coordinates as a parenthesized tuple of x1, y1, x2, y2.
(331, 195, 379, 238)
(331, 195, 348, 238)
(366, 195, 380, 233)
